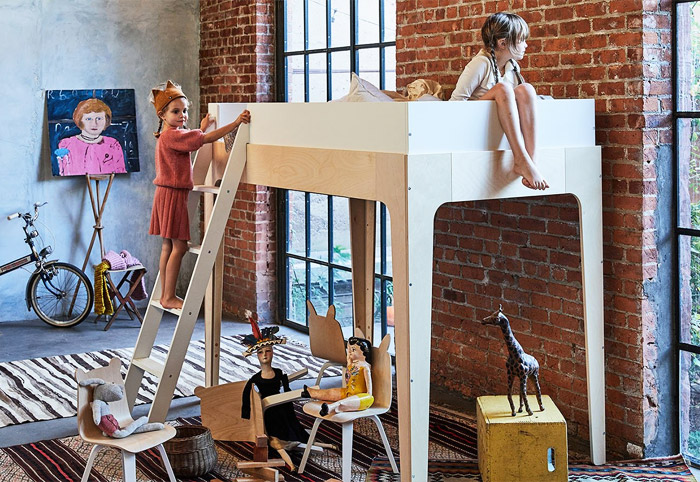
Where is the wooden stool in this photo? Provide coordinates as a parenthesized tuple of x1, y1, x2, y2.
(100, 265, 147, 331)
(477, 395, 568, 482)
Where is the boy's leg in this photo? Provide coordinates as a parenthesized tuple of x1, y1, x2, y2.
(161, 238, 188, 309)
(158, 238, 173, 301)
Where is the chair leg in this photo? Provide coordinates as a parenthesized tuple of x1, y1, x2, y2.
(121, 450, 137, 482)
(81, 445, 102, 482)
(371, 415, 398, 473)
(298, 417, 323, 474)
(341, 422, 354, 482)
(156, 444, 177, 482)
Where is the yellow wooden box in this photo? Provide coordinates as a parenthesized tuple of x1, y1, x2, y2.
(477, 395, 568, 482)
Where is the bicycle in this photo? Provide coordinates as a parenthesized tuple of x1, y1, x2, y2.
(2, 202, 94, 327)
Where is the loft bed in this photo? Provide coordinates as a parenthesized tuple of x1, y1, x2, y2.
(204, 100, 604, 481)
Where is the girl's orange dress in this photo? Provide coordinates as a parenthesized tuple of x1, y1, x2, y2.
(149, 128, 204, 241)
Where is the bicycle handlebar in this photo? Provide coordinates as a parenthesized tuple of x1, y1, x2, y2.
(6, 201, 47, 222)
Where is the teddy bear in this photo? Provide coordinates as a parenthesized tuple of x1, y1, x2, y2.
(79, 378, 165, 438)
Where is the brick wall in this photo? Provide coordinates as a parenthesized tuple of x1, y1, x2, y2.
(397, 0, 671, 457)
(200, 0, 277, 321)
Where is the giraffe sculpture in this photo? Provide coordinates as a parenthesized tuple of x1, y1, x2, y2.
(481, 305, 544, 416)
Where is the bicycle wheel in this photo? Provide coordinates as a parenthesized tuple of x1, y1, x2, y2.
(29, 262, 94, 327)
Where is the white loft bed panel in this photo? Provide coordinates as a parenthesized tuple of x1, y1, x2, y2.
(210, 99, 595, 154)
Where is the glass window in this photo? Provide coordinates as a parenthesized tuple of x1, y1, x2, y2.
(277, 0, 396, 347)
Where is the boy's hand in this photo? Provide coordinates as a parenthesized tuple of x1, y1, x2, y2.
(237, 110, 251, 125)
(200, 113, 215, 131)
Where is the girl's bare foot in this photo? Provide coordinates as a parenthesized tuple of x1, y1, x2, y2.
(513, 157, 549, 190)
(160, 296, 184, 310)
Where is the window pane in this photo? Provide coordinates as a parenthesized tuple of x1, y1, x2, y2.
(310, 193, 329, 261)
(385, 203, 392, 276)
(679, 119, 700, 230)
(384, 46, 396, 92)
(677, 2, 700, 112)
(358, 47, 380, 88)
(286, 0, 304, 52)
(383, 0, 396, 42)
(375, 201, 382, 274)
(333, 268, 353, 326)
(331, 50, 351, 100)
(287, 259, 307, 324)
(680, 351, 700, 458)
(680, 235, 700, 345)
(332, 196, 352, 266)
(287, 55, 305, 102)
(309, 53, 328, 101)
(357, 0, 379, 44)
(330, 0, 350, 47)
(287, 190, 306, 256)
(308, 0, 327, 50)
(310, 262, 329, 315)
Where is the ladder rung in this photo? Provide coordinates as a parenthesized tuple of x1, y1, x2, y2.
(193, 185, 220, 194)
(151, 299, 182, 316)
(188, 243, 201, 255)
(131, 357, 165, 378)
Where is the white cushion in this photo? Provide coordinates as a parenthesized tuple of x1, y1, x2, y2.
(333, 73, 393, 102)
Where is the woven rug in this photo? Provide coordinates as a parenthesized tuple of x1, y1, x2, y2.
(367, 455, 697, 481)
(0, 335, 341, 427)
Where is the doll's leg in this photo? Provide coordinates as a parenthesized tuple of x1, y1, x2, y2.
(305, 386, 344, 402)
(320, 393, 374, 416)
(480, 83, 548, 190)
(158, 238, 172, 302)
(161, 239, 188, 309)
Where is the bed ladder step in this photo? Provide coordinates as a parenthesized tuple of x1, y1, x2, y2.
(124, 122, 250, 422)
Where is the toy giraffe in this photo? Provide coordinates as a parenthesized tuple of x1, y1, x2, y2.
(481, 305, 544, 416)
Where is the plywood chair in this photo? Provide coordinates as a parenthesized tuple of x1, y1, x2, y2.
(298, 334, 398, 482)
(75, 358, 177, 482)
(195, 368, 316, 474)
(307, 300, 347, 387)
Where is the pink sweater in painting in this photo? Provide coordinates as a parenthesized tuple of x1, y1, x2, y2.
(57, 136, 126, 176)
(153, 128, 205, 189)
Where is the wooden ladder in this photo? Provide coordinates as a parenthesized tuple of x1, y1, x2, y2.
(124, 124, 249, 421)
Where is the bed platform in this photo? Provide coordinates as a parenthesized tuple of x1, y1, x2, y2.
(206, 100, 604, 481)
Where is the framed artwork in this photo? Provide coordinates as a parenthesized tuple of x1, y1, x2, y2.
(47, 89, 140, 176)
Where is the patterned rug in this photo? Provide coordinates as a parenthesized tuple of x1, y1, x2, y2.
(0, 395, 695, 482)
(367, 455, 697, 481)
(0, 335, 341, 427)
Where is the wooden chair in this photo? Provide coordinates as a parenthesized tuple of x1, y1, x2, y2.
(298, 334, 398, 482)
(195, 368, 317, 476)
(75, 358, 177, 482)
(307, 300, 347, 387)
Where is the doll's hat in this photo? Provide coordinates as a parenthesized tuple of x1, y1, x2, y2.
(241, 310, 286, 357)
(151, 80, 186, 114)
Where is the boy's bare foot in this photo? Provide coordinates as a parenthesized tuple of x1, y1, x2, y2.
(160, 296, 184, 310)
(513, 157, 549, 190)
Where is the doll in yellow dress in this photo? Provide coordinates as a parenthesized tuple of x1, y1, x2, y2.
(303, 336, 374, 416)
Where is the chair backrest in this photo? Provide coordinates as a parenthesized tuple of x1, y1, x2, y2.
(307, 300, 346, 364)
(75, 358, 132, 439)
(194, 381, 265, 443)
(370, 334, 392, 410)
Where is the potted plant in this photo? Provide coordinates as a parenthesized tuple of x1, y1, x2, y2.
(386, 282, 394, 327)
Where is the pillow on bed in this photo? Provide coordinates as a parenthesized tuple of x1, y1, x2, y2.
(334, 73, 393, 102)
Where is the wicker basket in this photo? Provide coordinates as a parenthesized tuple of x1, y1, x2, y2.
(163, 425, 217, 477)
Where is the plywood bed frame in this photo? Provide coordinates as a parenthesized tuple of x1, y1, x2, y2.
(205, 100, 604, 480)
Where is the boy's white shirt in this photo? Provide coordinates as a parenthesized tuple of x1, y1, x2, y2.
(450, 49, 521, 101)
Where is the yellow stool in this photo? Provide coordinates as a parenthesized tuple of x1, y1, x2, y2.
(477, 395, 568, 482)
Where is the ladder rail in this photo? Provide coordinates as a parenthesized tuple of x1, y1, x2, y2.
(124, 122, 249, 417)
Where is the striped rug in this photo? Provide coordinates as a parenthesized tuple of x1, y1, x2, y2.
(0, 335, 341, 428)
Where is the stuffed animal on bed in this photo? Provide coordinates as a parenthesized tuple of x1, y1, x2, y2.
(79, 378, 164, 438)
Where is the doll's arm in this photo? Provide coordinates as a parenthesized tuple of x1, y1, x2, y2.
(91, 400, 107, 426)
(363, 364, 373, 396)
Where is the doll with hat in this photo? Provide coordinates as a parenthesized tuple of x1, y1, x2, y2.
(240, 311, 314, 460)
(302, 336, 375, 416)
(147, 80, 251, 310)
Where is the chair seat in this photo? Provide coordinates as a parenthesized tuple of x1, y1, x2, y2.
(81, 423, 176, 453)
(303, 400, 388, 423)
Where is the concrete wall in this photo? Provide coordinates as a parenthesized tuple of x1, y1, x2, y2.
(0, 0, 200, 322)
